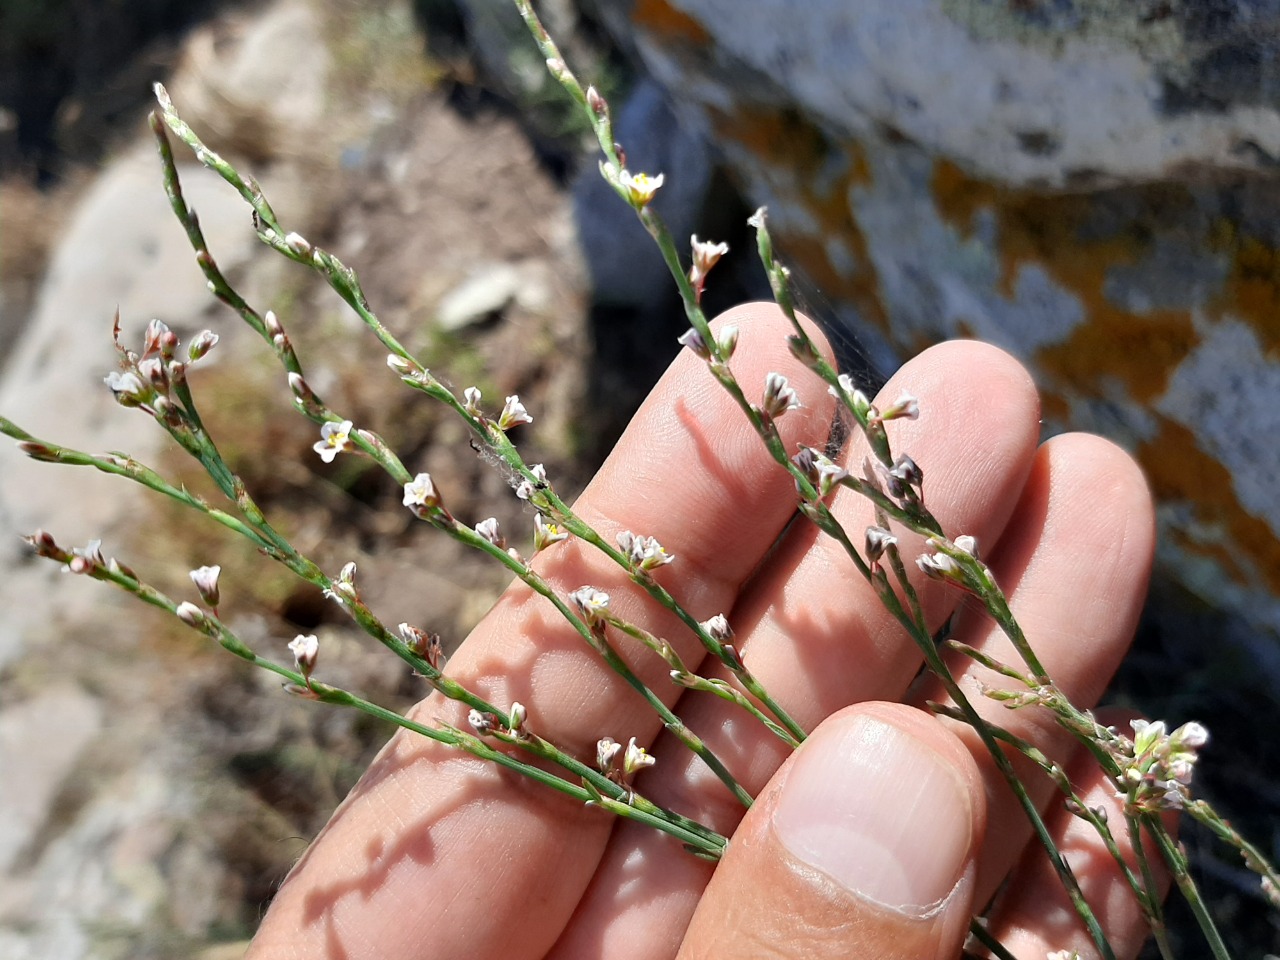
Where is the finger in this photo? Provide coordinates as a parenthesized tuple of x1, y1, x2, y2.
(677, 703, 986, 960)
(247, 304, 837, 959)
(983, 711, 1175, 960)
(549, 341, 1040, 958)
(917, 433, 1155, 903)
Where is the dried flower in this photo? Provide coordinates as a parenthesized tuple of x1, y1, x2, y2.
(497, 395, 533, 431)
(616, 169, 664, 207)
(533, 513, 568, 553)
(189, 564, 221, 607)
(398, 622, 444, 670)
(314, 420, 355, 463)
(760, 372, 801, 420)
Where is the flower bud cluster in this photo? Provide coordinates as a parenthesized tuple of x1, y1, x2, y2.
(617, 531, 674, 572)
(1118, 718, 1209, 812)
(595, 735, 656, 785)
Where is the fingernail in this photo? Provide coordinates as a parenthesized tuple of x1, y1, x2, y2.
(772, 715, 972, 914)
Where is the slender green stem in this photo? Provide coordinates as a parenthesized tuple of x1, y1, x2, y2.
(1152, 826, 1233, 960)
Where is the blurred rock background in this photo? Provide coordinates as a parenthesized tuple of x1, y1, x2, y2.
(0, 0, 1276, 956)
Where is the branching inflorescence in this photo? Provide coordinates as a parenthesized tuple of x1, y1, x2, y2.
(1, 2, 1276, 958)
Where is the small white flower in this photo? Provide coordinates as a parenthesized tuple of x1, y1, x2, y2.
(677, 327, 710, 360)
(475, 517, 504, 548)
(760, 372, 801, 420)
(864, 526, 897, 565)
(689, 235, 729, 295)
(104, 370, 147, 403)
(533, 513, 569, 553)
(516, 463, 548, 501)
(952, 534, 979, 558)
(403, 472, 441, 516)
(880, 390, 920, 421)
(569, 586, 611, 626)
(497, 395, 533, 431)
(702, 614, 733, 643)
(468, 709, 497, 736)
(597, 737, 623, 774)
(314, 420, 355, 463)
(507, 701, 528, 736)
(284, 232, 312, 256)
(616, 169, 664, 207)
(175, 601, 206, 627)
(187, 330, 219, 362)
(617, 531, 674, 571)
(289, 634, 319, 678)
(463, 386, 483, 417)
(717, 325, 739, 360)
(189, 565, 221, 607)
(623, 737, 656, 776)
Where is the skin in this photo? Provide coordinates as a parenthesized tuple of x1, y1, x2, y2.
(248, 302, 1163, 960)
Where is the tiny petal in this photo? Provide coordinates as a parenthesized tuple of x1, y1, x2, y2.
(569, 585, 611, 626)
(761, 372, 802, 420)
(533, 513, 569, 553)
(285, 232, 312, 256)
(314, 420, 355, 463)
(617, 169, 664, 207)
(678, 327, 711, 360)
(497, 395, 533, 431)
(516, 463, 547, 501)
(289, 633, 319, 676)
(403, 473, 442, 516)
(881, 391, 920, 421)
(597, 737, 623, 774)
(187, 330, 219, 362)
(104, 370, 147, 404)
(175, 601, 206, 627)
(703, 614, 733, 643)
(623, 737, 656, 776)
(475, 517, 505, 548)
(865, 526, 898, 564)
(189, 564, 221, 607)
(508, 701, 528, 735)
(463, 386, 483, 417)
(468, 709, 497, 736)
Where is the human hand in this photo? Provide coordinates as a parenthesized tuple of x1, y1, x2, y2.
(247, 303, 1160, 960)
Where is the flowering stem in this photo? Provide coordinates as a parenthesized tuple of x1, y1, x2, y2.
(1151, 826, 1233, 960)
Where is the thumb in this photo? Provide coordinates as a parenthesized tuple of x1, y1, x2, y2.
(677, 703, 985, 960)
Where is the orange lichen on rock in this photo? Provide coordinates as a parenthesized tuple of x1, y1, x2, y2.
(632, 0, 711, 46)
(1139, 415, 1280, 592)
(1210, 225, 1280, 358)
(931, 159, 1199, 403)
(708, 103, 889, 331)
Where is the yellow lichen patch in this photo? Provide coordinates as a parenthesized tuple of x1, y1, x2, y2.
(708, 103, 889, 331)
(1139, 415, 1280, 592)
(931, 159, 1199, 403)
(632, 0, 711, 45)
(1208, 227, 1280, 358)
